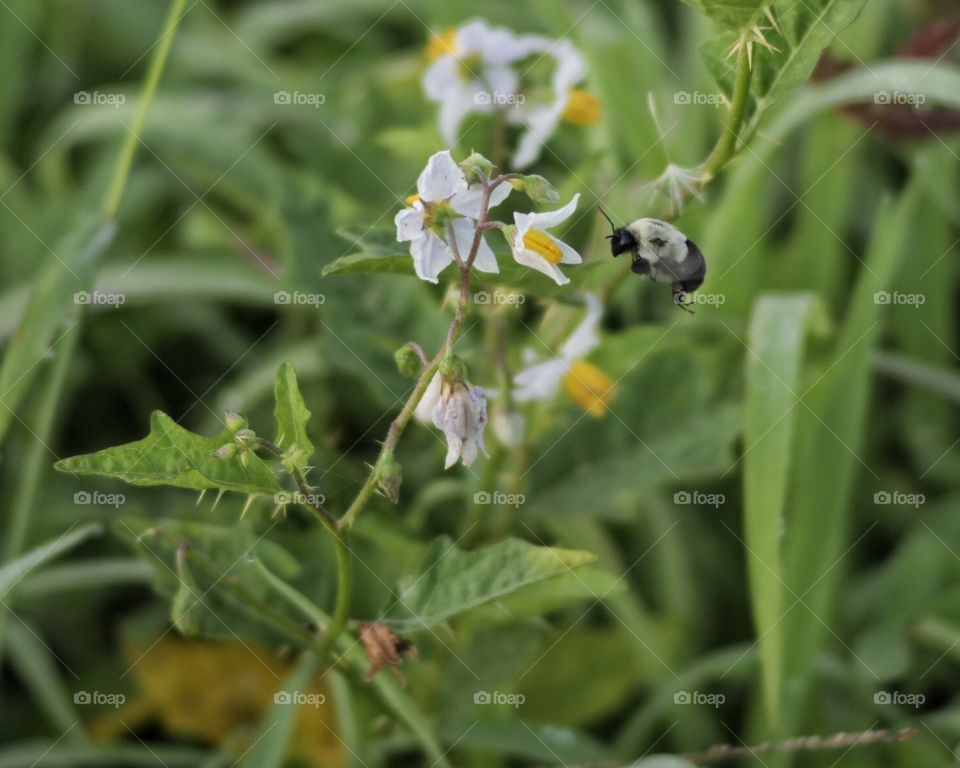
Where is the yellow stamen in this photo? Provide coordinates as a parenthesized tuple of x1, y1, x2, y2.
(427, 28, 458, 60)
(564, 361, 615, 417)
(562, 89, 602, 126)
(406, 193, 421, 206)
(523, 228, 564, 264)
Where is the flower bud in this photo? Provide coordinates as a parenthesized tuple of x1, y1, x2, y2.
(438, 352, 467, 384)
(212, 443, 238, 460)
(376, 451, 403, 504)
(395, 344, 423, 378)
(522, 174, 560, 204)
(460, 152, 494, 183)
(224, 411, 247, 433)
(234, 428, 257, 448)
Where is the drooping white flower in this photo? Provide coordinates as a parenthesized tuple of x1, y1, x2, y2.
(395, 150, 510, 283)
(432, 379, 490, 469)
(512, 40, 601, 169)
(513, 293, 615, 416)
(510, 193, 582, 285)
(423, 20, 550, 145)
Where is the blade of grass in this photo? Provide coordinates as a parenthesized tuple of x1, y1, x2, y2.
(743, 293, 826, 734)
(237, 652, 321, 768)
(6, 621, 87, 743)
(781, 182, 921, 732)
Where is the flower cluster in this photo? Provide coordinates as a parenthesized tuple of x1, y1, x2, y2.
(395, 149, 616, 469)
(395, 150, 583, 286)
(422, 19, 600, 168)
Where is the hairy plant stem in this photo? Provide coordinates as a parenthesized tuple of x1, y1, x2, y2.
(701, 37, 753, 183)
(255, 437, 350, 651)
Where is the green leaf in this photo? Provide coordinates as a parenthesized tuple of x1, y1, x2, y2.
(384, 536, 597, 630)
(743, 293, 826, 732)
(701, 0, 868, 139)
(679, 0, 766, 29)
(273, 362, 315, 462)
(55, 411, 279, 495)
(519, 628, 644, 726)
(468, 567, 626, 623)
(117, 517, 308, 647)
(0, 523, 103, 596)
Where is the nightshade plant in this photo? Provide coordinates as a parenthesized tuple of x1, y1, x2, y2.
(2, 0, 956, 765)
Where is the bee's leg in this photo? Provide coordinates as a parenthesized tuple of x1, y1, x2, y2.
(631, 256, 651, 277)
(672, 282, 695, 314)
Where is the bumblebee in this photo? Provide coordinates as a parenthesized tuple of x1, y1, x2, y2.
(600, 209, 706, 313)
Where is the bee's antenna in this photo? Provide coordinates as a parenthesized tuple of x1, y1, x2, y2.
(597, 206, 617, 239)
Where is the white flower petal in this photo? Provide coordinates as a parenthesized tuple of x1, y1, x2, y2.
(512, 245, 570, 285)
(489, 181, 512, 207)
(417, 150, 465, 202)
(511, 33, 553, 59)
(525, 192, 580, 230)
(450, 181, 512, 219)
(443, 435, 463, 469)
(513, 358, 571, 401)
(415, 372, 443, 423)
(395, 205, 425, 242)
(465, 385, 489, 460)
(450, 185, 484, 218)
(412, 231, 454, 283)
(456, 19, 494, 57)
(423, 56, 460, 101)
(512, 103, 564, 168)
(436, 87, 479, 146)
(551, 39, 587, 95)
(483, 64, 519, 96)
(450, 218, 498, 273)
(560, 293, 603, 360)
(552, 233, 582, 265)
(471, 235, 499, 273)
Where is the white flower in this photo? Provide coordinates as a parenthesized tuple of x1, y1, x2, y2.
(423, 20, 549, 145)
(513, 293, 615, 416)
(511, 193, 582, 285)
(512, 40, 599, 168)
(414, 371, 443, 423)
(432, 379, 490, 468)
(395, 150, 510, 283)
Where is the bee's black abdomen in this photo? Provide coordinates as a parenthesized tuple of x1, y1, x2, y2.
(681, 239, 706, 292)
